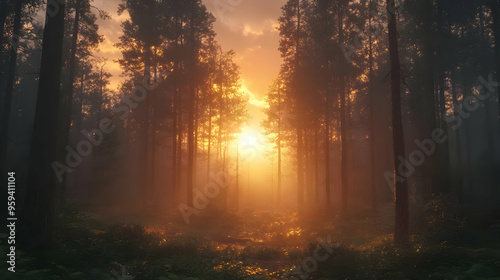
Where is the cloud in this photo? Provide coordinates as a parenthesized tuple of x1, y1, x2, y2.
(241, 82, 267, 108)
(91, 0, 286, 103)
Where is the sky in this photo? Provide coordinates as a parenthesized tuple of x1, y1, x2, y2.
(92, 0, 287, 128)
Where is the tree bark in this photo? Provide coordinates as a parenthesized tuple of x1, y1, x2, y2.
(368, 0, 377, 210)
(387, 0, 409, 244)
(422, 0, 439, 196)
(277, 81, 282, 207)
(338, 2, 348, 216)
(295, 0, 305, 210)
(21, 0, 66, 250)
(186, 4, 198, 208)
(490, 0, 500, 121)
(57, 1, 80, 196)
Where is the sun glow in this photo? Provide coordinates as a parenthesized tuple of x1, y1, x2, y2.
(236, 127, 270, 159)
(237, 127, 260, 145)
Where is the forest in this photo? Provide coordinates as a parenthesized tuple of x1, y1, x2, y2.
(0, 0, 499, 279)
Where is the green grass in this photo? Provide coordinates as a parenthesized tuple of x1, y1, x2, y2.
(1, 202, 499, 280)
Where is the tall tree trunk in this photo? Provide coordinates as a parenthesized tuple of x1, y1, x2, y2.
(314, 118, 319, 203)
(236, 143, 239, 211)
(194, 90, 199, 194)
(207, 93, 212, 180)
(0, 0, 22, 179)
(318, 0, 331, 210)
(176, 98, 183, 196)
(141, 47, 151, 211)
(186, 6, 197, 208)
(305, 134, 310, 205)
(295, 0, 305, 210)
(171, 86, 178, 205)
(490, 0, 500, 121)
(187, 91, 194, 208)
(21, 0, 66, 250)
(339, 2, 348, 216)
(325, 92, 331, 209)
(450, 72, 463, 196)
(297, 123, 305, 209)
(422, 0, 439, 196)
(368, 0, 377, 210)
(277, 81, 282, 206)
(438, 76, 451, 193)
(57, 1, 80, 197)
(150, 50, 158, 202)
(387, 0, 409, 244)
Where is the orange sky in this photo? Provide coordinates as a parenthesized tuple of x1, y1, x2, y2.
(92, 0, 287, 128)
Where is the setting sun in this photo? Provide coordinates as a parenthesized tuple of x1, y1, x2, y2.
(236, 127, 270, 158)
(5, 0, 499, 278)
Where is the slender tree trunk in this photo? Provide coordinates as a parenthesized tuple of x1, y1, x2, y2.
(57, 1, 80, 197)
(21, 0, 66, 250)
(217, 49, 224, 164)
(305, 132, 312, 204)
(339, 3, 348, 216)
(171, 13, 180, 207)
(325, 92, 331, 209)
(422, 0, 439, 196)
(150, 50, 158, 202)
(177, 100, 182, 195)
(186, 7, 197, 208)
(171, 86, 178, 205)
(277, 82, 282, 206)
(438, 76, 451, 193)
(450, 73, 463, 198)
(387, 0, 409, 244)
(491, 0, 500, 121)
(318, 0, 331, 210)
(297, 124, 305, 209)
(187, 97, 194, 208)
(368, 0, 377, 210)
(207, 93, 212, 180)
(141, 47, 151, 211)
(194, 90, 199, 193)
(236, 144, 239, 211)
(314, 118, 319, 203)
(222, 145, 227, 210)
(295, 0, 305, 210)
(151, 113, 156, 201)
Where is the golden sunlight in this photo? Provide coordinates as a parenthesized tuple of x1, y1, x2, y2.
(236, 127, 270, 160)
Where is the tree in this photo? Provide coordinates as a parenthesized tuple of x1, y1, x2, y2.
(0, 0, 23, 183)
(387, 0, 409, 243)
(21, 0, 66, 250)
(490, 0, 500, 121)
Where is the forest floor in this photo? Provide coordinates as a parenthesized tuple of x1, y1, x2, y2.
(2, 200, 500, 280)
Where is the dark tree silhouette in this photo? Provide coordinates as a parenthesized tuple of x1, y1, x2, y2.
(387, 0, 409, 243)
(22, 0, 66, 250)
